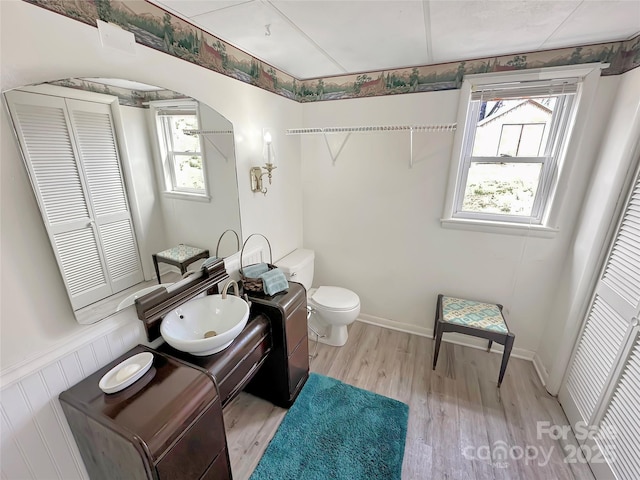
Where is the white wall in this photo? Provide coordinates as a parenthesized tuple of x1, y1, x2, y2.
(300, 76, 616, 358)
(538, 67, 640, 392)
(119, 105, 168, 280)
(0, 0, 303, 369)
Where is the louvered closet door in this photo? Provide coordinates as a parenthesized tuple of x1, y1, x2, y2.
(591, 330, 640, 479)
(559, 169, 640, 479)
(65, 99, 143, 293)
(5, 91, 112, 309)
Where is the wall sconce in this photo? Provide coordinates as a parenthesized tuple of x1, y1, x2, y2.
(250, 129, 277, 195)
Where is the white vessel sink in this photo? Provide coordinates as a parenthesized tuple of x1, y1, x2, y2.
(160, 294, 250, 356)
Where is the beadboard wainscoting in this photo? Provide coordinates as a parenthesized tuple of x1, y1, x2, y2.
(1, 318, 145, 479)
(0, 248, 263, 480)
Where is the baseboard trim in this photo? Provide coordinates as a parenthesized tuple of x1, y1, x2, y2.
(356, 313, 536, 362)
(357, 313, 433, 338)
(532, 353, 549, 387)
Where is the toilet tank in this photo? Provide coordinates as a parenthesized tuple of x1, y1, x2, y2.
(277, 249, 314, 290)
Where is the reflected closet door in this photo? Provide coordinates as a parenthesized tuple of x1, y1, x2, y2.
(5, 90, 143, 310)
(65, 99, 143, 294)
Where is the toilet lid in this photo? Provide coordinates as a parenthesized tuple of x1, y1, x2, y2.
(311, 286, 359, 311)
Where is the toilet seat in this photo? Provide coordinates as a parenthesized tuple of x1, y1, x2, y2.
(309, 286, 360, 312)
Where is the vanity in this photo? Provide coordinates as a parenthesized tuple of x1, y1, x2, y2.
(158, 281, 309, 409)
(59, 345, 231, 480)
(59, 262, 310, 479)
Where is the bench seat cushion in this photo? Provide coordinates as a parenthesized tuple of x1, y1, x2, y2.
(442, 296, 508, 334)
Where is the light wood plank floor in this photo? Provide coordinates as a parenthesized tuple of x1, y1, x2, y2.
(223, 321, 595, 480)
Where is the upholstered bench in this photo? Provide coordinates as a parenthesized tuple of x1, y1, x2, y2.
(152, 244, 210, 283)
(432, 294, 515, 387)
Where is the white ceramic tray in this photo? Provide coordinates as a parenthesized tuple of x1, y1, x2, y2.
(99, 352, 154, 394)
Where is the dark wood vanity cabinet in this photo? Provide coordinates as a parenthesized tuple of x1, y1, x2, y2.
(158, 314, 272, 408)
(59, 345, 231, 480)
(59, 282, 309, 479)
(246, 282, 310, 408)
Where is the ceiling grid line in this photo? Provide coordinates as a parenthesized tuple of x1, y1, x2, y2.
(190, 0, 257, 20)
(263, 0, 349, 77)
(537, 0, 585, 51)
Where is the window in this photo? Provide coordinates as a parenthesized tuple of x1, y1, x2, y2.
(153, 101, 210, 199)
(452, 77, 579, 225)
(497, 123, 545, 157)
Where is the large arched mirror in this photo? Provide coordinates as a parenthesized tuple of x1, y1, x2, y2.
(3, 77, 242, 325)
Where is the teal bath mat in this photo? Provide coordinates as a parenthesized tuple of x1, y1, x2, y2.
(249, 373, 409, 480)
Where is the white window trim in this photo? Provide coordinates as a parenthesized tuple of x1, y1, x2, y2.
(441, 63, 606, 236)
(149, 99, 211, 201)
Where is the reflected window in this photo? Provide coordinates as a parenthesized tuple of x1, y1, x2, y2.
(152, 101, 210, 198)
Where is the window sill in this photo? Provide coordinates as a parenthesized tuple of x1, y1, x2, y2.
(163, 191, 211, 203)
(440, 217, 558, 238)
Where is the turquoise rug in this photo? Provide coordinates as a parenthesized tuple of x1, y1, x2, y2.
(249, 373, 409, 480)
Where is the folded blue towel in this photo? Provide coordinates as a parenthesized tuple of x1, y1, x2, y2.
(259, 268, 289, 296)
(242, 263, 269, 278)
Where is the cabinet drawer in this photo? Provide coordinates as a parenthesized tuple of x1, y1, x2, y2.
(156, 401, 226, 479)
(288, 338, 309, 397)
(286, 302, 308, 355)
(201, 448, 231, 480)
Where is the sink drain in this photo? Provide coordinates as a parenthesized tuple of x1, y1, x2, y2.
(204, 330, 217, 338)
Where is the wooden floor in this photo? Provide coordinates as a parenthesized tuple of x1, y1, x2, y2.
(223, 321, 595, 480)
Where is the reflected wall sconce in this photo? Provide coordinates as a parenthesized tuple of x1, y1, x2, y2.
(250, 129, 277, 195)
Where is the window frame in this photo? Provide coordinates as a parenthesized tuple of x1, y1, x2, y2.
(453, 91, 575, 224)
(150, 100, 211, 201)
(442, 64, 604, 235)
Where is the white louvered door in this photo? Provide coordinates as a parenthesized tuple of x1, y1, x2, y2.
(65, 99, 143, 293)
(591, 330, 640, 479)
(5, 91, 143, 310)
(559, 167, 640, 479)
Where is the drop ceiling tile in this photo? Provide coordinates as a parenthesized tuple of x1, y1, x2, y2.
(542, 1, 640, 49)
(429, 1, 581, 63)
(272, 1, 429, 74)
(152, 0, 250, 19)
(191, 1, 345, 78)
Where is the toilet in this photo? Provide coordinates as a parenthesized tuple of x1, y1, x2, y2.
(277, 249, 360, 347)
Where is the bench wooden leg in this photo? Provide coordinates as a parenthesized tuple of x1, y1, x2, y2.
(498, 333, 515, 387)
(432, 320, 443, 370)
(152, 254, 161, 284)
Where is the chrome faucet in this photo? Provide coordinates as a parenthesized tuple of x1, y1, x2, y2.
(221, 280, 239, 299)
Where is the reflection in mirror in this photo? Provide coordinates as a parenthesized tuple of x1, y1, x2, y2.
(3, 78, 242, 325)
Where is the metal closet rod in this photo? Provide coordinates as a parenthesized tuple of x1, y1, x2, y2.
(183, 129, 234, 135)
(183, 129, 234, 161)
(285, 123, 457, 135)
(286, 123, 457, 167)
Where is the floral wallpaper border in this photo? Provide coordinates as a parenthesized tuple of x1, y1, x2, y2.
(47, 77, 188, 107)
(24, 0, 640, 103)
